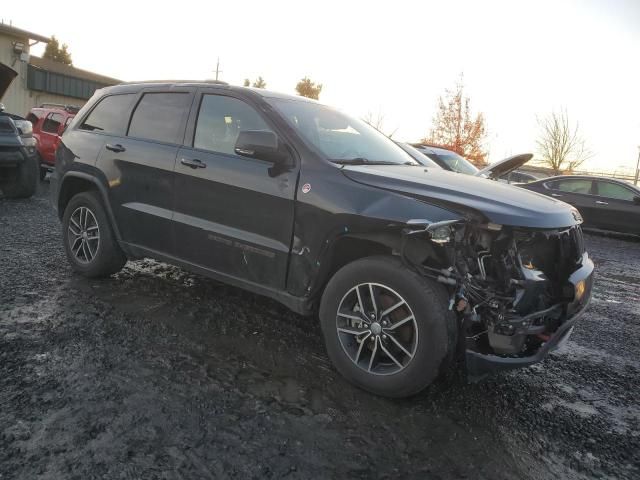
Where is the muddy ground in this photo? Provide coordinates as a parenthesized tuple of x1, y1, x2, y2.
(1, 184, 638, 480)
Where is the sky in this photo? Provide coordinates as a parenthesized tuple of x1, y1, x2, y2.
(2, 0, 639, 171)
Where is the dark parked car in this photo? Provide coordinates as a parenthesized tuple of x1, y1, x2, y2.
(409, 143, 532, 181)
(522, 175, 640, 236)
(0, 63, 39, 198)
(52, 81, 593, 397)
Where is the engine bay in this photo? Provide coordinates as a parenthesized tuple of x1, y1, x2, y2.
(401, 220, 588, 357)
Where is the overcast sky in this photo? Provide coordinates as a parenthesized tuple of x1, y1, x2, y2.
(2, 0, 639, 171)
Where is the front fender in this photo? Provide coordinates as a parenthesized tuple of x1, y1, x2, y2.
(287, 186, 465, 299)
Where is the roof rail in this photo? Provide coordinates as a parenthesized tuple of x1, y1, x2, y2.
(39, 103, 81, 113)
(117, 79, 229, 86)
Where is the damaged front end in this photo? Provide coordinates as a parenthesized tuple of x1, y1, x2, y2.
(401, 217, 594, 378)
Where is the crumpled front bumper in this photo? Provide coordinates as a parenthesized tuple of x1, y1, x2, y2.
(466, 254, 594, 379)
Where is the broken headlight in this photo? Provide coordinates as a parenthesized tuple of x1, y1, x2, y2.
(429, 225, 452, 244)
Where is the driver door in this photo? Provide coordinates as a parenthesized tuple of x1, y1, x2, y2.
(172, 91, 298, 289)
(591, 180, 640, 235)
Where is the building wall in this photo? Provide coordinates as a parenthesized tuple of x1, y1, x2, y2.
(0, 34, 88, 117)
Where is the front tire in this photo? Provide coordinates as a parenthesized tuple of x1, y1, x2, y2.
(319, 256, 452, 398)
(62, 191, 127, 278)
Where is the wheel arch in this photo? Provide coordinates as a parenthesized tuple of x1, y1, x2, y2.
(57, 172, 122, 242)
(309, 232, 401, 305)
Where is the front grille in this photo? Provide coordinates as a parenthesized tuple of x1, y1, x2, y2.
(570, 225, 585, 257)
(516, 225, 585, 281)
(0, 118, 16, 134)
(0, 146, 20, 153)
(559, 225, 585, 264)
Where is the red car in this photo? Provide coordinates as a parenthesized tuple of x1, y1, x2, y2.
(26, 104, 79, 179)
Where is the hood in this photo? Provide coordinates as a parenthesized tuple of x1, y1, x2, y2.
(0, 62, 18, 101)
(341, 164, 580, 229)
(476, 153, 533, 179)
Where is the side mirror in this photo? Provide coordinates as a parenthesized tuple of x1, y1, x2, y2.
(235, 130, 282, 163)
(633, 196, 640, 205)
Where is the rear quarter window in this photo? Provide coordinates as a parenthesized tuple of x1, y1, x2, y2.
(79, 94, 136, 135)
(595, 181, 636, 201)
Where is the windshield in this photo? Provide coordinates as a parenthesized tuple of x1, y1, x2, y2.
(266, 98, 418, 165)
(428, 152, 479, 175)
(395, 142, 440, 168)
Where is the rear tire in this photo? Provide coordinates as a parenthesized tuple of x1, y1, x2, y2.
(319, 255, 452, 398)
(1, 154, 38, 198)
(62, 191, 127, 278)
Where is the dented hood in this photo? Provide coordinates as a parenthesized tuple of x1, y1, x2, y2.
(476, 153, 533, 179)
(0, 62, 18, 100)
(341, 164, 580, 229)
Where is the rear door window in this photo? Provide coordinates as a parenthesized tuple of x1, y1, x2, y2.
(595, 181, 636, 201)
(128, 92, 191, 144)
(80, 94, 135, 135)
(42, 113, 63, 133)
(549, 179, 593, 194)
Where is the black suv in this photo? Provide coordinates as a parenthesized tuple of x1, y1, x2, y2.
(0, 63, 39, 198)
(52, 82, 594, 397)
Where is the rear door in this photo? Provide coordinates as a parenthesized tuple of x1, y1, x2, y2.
(591, 180, 640, 234)
(173, 90, 297, 289)
(96, 88, 194, 255)
(544, 178, 597, 224)
(40, 112, 64, 162)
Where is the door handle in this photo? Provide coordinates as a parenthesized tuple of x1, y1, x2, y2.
(105, 143, 126, 153)
(180, 158, 206, 169)
(595, 200, 608, 205)
(551, 193, 563, 197)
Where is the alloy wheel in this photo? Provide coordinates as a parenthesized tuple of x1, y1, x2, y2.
(336, 282, 418, 375)
(67, 206, 100, 264)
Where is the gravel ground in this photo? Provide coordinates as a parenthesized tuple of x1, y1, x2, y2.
(1, 183, 639, 480)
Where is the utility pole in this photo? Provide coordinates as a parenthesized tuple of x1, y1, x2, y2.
(212, 57, 222, 81)
(635, 146, 640, 186)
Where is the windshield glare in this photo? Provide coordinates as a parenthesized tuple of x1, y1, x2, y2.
(266, 98, 417, 165)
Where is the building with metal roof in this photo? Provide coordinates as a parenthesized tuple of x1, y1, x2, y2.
(0, 21, 120, 115)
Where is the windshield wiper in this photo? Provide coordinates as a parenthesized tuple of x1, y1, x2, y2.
(331, 157, 414, 166)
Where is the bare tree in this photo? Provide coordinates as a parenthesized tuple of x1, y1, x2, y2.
(363, 109, 398, 138)
(536, 110, 591, 174)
